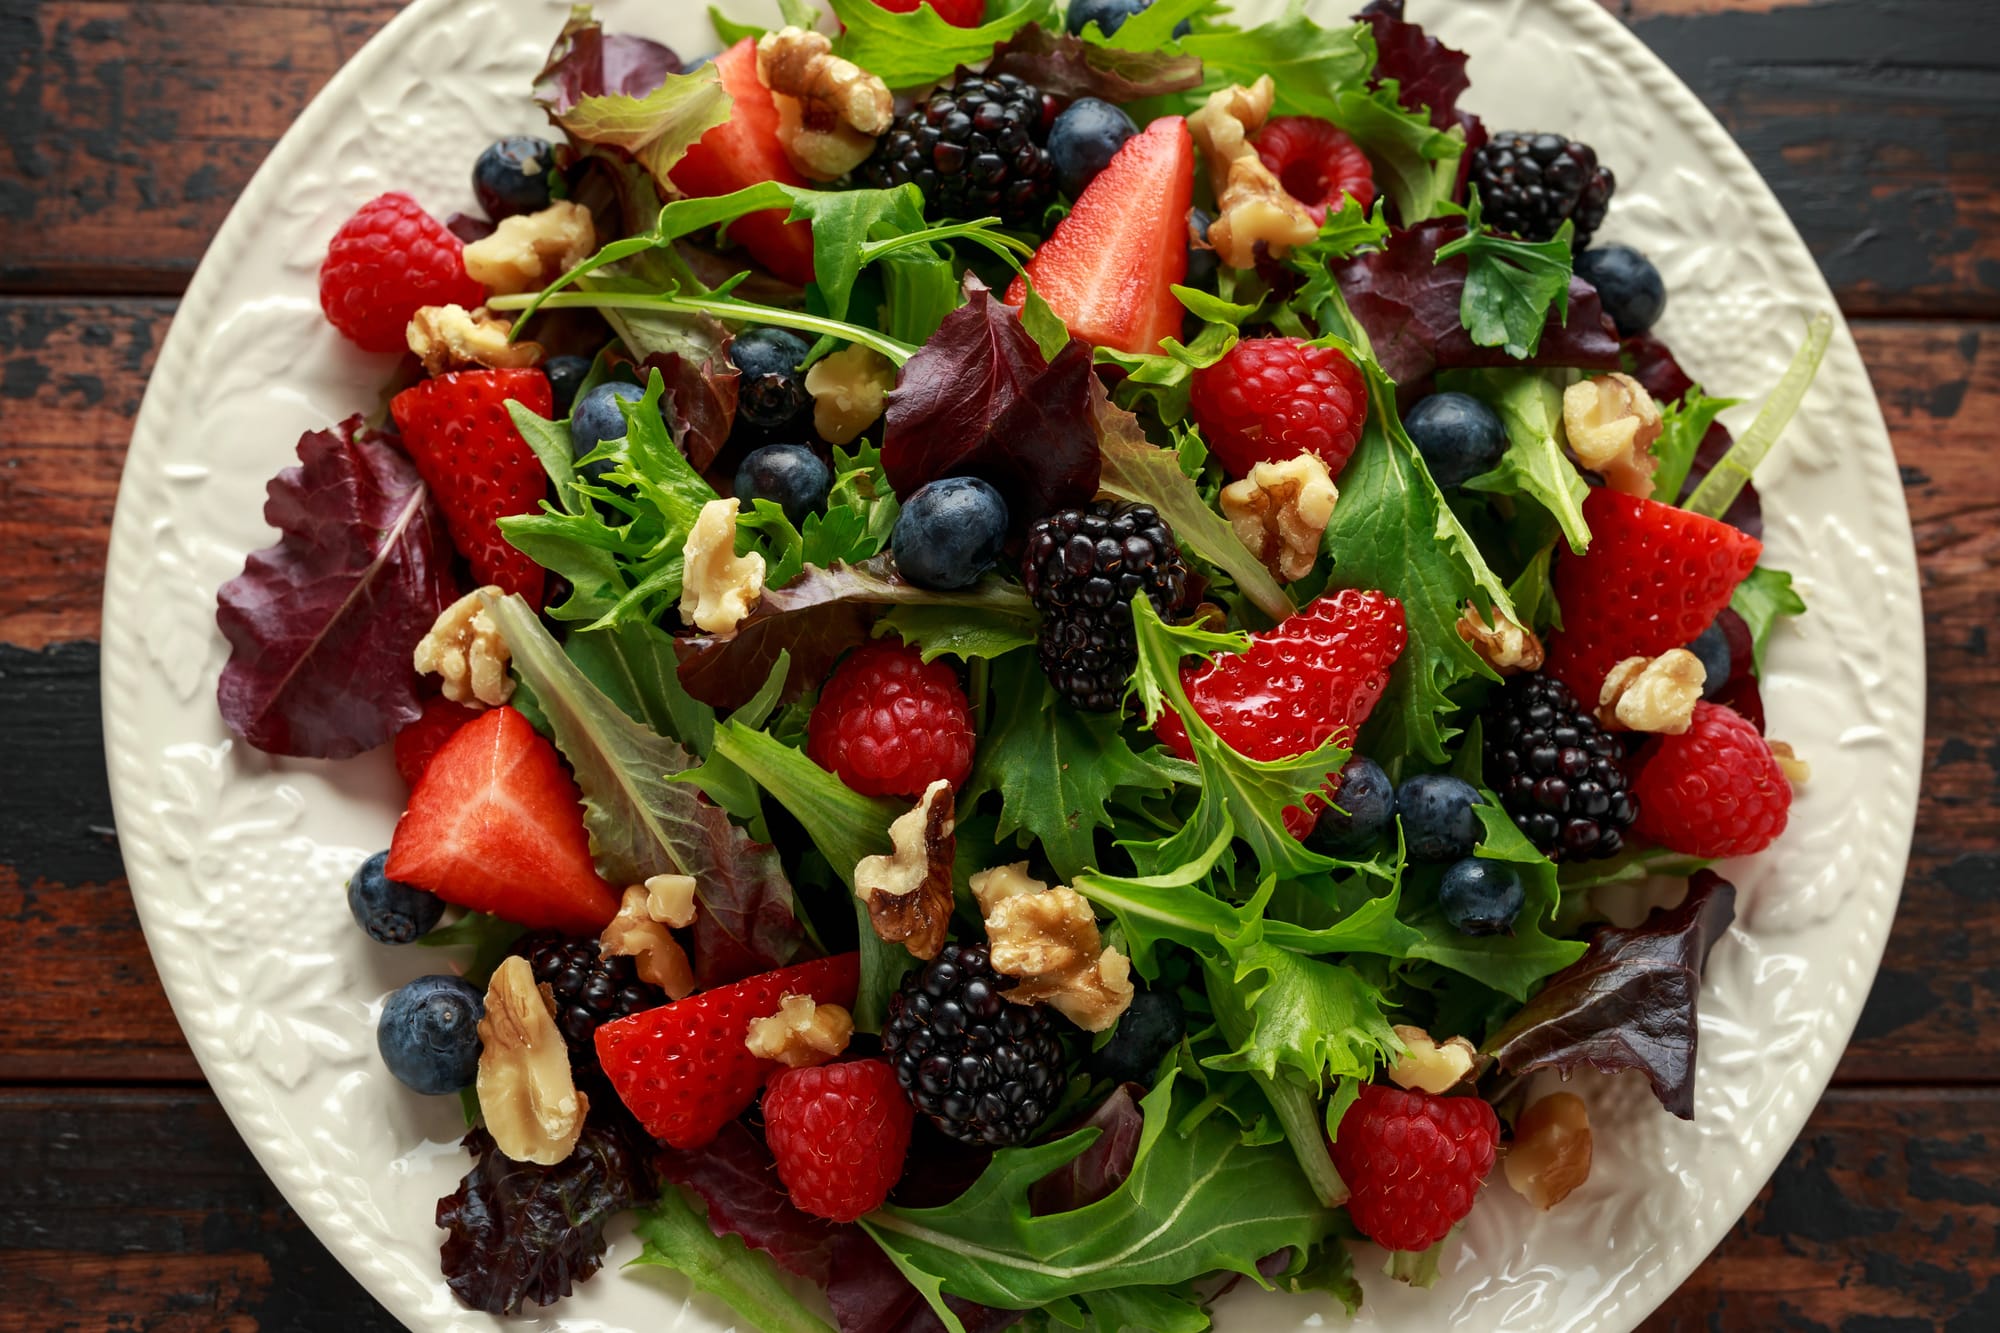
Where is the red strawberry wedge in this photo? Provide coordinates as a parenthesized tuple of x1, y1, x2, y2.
(669, 38, 816, 287)
(386, 706, 620, 934)
(392, 695, 482, 789)
(595, 953, 861, 1150)
(1006, 116, 1194, 356)
(1545, 489, 1762, 704)
(390, 368, 551, 606)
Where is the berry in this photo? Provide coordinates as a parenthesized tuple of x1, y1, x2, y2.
(736, 444, 832, 524)
(512, 930, 666, 1076)
(1403, 391, 1506, 489)
(390, 368, 553, 604)
(1437, 857, 1526, 936)
(595, 953, 860, 1149)
(891, 476, 1010, 591)
(1252, 115, 1376, 225)
(1048, 97, 1137, 201)
(1545, 489, 1763, 704)
(1158, 591, 1407, 838)
(1189, 337, 1369, 479)
(1467, 131, 1616, 246)
(570, 380, 655, 486)
(859, 72, 1059, 229)
(393, 695, 481, 789)
(1066, 0, 1191, 38)
(806, 639, 976, 799)
(377, 974, 484, 1095)
(1185, 208, 1219, 290)
(1005, 116, 1194, 355)
(347, 849, 445, 944)
(729, 328, 813, 433)
(1631, 701, 1791, 858)
(881, 944, 1068, 1147)
(1309, 756, 1397, 858)
(1089, 989, 1186, 1084)
(1483, 673, 1639, 862)
(1687, 620, 1733, 702)
(869, 0, 985, 25)
(669, 39, 816, 285)
(386, 706, 622, 934)
(543, 353, 591, 416)
(472, 135, 554, 220)
(1396, 773, 1484, 864)
(762, 1059, 916, 1221)
(1021, 501, 1188, 712)
(319, 192, 484, 354)
(1330, 1083, 1499, 1252)
(1575, 243, 1666, 337)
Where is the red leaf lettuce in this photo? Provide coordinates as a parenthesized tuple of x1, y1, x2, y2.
(534, 5, 682, 115)
(986, 24, 1206, 103)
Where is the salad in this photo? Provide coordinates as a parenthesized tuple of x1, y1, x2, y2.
(211, 0, 1828, 1327)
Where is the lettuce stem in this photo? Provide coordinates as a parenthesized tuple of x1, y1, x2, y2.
(1683, 313, 1832, 519)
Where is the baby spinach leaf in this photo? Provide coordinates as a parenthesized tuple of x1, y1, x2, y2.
(1730, 565, 1806, 674)
(1448, 369, 1591, 554)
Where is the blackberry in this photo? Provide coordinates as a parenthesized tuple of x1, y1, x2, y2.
(512, 930, 666, 1074)
(858, 73, 1059, 229)
(880, 944, 1067, 1147)
(1021, 501, 1188, 711)
(1484, 674, 1639, 862)
(1467, 131, 1615, 246)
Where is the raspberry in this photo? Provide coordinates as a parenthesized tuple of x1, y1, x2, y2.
(1021, 501, 1188, 712)
(805, 640, 976, 800)
(869, 0, 986, 24)
(1253, 115, 1377, 225)
(1330, 1083, 1499, 1252)
(1631, 701, 1791, 858)
(319, 193, 485, 354)
(762, 1058, 915, 1222)
(1189, 337, 1369, 480)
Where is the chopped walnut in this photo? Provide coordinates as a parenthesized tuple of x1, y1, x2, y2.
(975, 869, 1134, 1033)
(744, 993, 855, 1068)
(805, 343, 897, 445)
(756, 27, 894, 181)
(1456, 601, 1545, 676)
(1385, 1024, 1480, 1095)
(1596, 649, 1706, 734)
(405, 304, 543, 376)
(854, 780, 955, 961)
(1188, 77, 1317, 268)
(967, 862, 1048, 914)
(1504, 1091, 1593, 1210)
(1563, 372, 1663, 497)
(644, 873, 699, 928)
(413, 587, 514, 707)
(477, 956, 588, 1164)
(1220, 451, 1337, 583)
(599, 885, 695, 1000)
(461, 200, 596, 296)
(679, 498, 766, 636)
(1769, 739, 1812, 786)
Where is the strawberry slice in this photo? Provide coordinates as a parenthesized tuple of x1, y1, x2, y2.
(389, 368, 551, 606)
(1545, 489, 1763, 704)
(1005, 115, 1194, 355)
(392, 695, 481, 789)
(385, 706, 620, 934)
(595, 953, 861, 1149)
(1158, 589, 1408, 838)
(669, 38, 816, 287)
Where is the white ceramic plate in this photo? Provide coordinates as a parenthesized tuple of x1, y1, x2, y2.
(103, 1, 1924, 1329)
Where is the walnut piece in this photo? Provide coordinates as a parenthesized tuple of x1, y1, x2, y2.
(1563, 372, 1663, 497)
(744, 993, 855, 1068)
(477, 956, 588, 1164)
(679, 498, 766, 636)
(462, 200, 596, 296)
(1220, 451, 1337, 583)
(644, 873, 699, 928)
(1504, 1091, 1593, 1210)
(805, 343, 898, 445)
(599, 885, 695, 1000)
(414, 587, 514, 707)
(1385, 1024, 1479, 1095)
(1188, 77, 1317, 268)
(854, 780, 955, 961)
(405, 304, 543, 376)
(973, 865, 1134, 1033)
(1596, 649, 1706, 734)
(1456, 601, 1545, 676)
(756, 27, 894, 181)
(1769, 739, 1812, 786)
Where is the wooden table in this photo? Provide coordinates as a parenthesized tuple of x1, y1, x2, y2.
(2, 1, 1994, 1328)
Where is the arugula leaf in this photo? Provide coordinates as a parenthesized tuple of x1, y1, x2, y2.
(1278, 1239, 1363, 1314)
(826, 0, 1055, 88)
(1094, 321, 1239, 427)
(1286, 197, 1393, 329)
(632, 1187, 837, 1333)
(545, 63, 733, 191)
(708, 6, 766, 46)
(1435, 193, 1576, 359)
(1651, 387, 1739, 505)
(1730, 565, 1807, 674)
(1449, 369, 1591, 554)
(418, 911, 526, 988)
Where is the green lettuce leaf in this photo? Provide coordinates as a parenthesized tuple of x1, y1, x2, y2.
(1176, 6, 1373, 123)
(1329, 80, 1463, 226)
(827, 0, 1056, 88)
(631, 1187, 836, 1333)
(1042, 1282, 1212, 1333)
(1650, 387, 1739, 504)
(1450, 369, 1592, 554)
(546, 64, 733, 191)
(1435, 193, 1576, 359)
(1202, 938, 1399, 1090)
(1731, 565, 1806, 674)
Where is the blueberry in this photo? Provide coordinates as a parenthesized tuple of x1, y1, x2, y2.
(346, 850, 445, 945)
(1184, 208, 1218, 290)
(570, 381, 652, 485)
(1049, 98, 1137, 201)
(1397, 773, 1486, 863)
(1090, 989, 1186, 1084)
(1309, 757, 1397, 858)
(1066, 0, 1192, 39)
(1687, 620, 1733, 701)
(736, 443, 833, 525)
(472, 135, 554, 221)
(891, 476, 1010, 590)
(543, 354, 591, 416)
(1404, 392, 1507, 489)
(1437, 857, 1526, 936)
(1575, 243, 1667, 337)
(730, 327, 813, 432)
(377, 975, 485, 1095)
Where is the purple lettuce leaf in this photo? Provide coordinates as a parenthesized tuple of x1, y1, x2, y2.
(1356, 0, 1472, 132)
(685, 798, 805, 988)
(639, 326, 739, 473)
(985, 24, 1205, 102)
(216, 416, 459, 758)
(534, 6, 682, 116)
(1029, 1083, 1146, 1215)
(1624, 331, 1763, 537)
(1709, 607, 1765, 731)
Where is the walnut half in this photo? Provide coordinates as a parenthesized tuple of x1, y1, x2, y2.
(854, 780, 955, 961)
(461, 200, 596, 297)
(971, 864, 1134, 1033)
(805, 343, 897, 445)
(1456, 601, 1545, 676)
(756, 27, 893, 182)
(599, 884, 695, 1000)
(1385, 1024, 1479, 1095)
(477, 956, 587, 1164)
(1220, 451, 1337, 583)
(679, 498, 766, 636)
(1596, 649, 1705, 734)
(406, 304, 543, 376)
(744, 994, 854, 1068)
(1188, 77, 1317, 268)
(415, 587, 514, 707)
(1504, 1091, 1593, 1210)
(1563, 372, 1662, 497)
